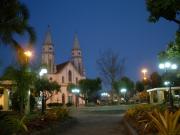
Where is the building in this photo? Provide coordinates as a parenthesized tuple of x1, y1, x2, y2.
(0, 80, 14, 111)
(147, 87, 180, 104)
(41, 27, 86, 105)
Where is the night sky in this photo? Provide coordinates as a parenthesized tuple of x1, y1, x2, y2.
(0, 0, 178, 81)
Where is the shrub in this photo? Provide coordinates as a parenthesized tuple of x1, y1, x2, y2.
(30, 95, 36, 112)
(125, 104, 155, 118)
(56, 108, 69, 120)
(47, 103, 63, 108)
(66, 102, 73, 107)
(148, 109, 180, 135)
(0, 114, 28, 135)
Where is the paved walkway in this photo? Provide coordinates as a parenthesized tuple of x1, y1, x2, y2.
(59, 106, 130, 135)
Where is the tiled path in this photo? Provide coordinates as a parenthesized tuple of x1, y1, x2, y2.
(59, 107, 129, 135)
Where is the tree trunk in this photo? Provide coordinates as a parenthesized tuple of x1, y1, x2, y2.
(41, 91, 45, 114)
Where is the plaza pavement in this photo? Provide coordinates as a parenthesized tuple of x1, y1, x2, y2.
(58, 105, 133, 135)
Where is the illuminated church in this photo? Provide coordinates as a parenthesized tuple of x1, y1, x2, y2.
(41, 27, 85, 105)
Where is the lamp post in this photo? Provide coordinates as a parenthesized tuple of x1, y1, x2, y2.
(159, 62, 178, 110)
(24, 50, 32, 114)
(72, 88, 80, 108)
(120, 88, 127, 103)
(141, 68, 148, 80)
(39, 68, 48, 114)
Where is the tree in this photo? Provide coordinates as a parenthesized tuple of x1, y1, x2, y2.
(159, 30, 180, 63)
(34, 78, 60, 114)
(114, 77, 134, 94)
(78, 78, 101, 104)
(67, 83, 78, 93)
(150, 72, 162, 88)
(1, 65, 36, 114)
(0, 0, 36, 61)
(146, 0, 180, 24)
(158, 30, 180, 80)
(135, 81, 144, 92)
(97, 49, 125, 99)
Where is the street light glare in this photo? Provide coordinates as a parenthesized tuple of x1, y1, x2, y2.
(72, 88, 80, 94)
(39, 68, 48, 76)
(24, 50, 32, 57)
(165, 62, 171, 68)
(164, 81, 170, 86)
(171, 64, 178, 70)
(120, 88, 127, 93)
(159, 63, 165, 69)
(141, 68, 147, 73)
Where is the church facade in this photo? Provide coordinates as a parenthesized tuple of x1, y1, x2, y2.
(41, 27, 86, 105)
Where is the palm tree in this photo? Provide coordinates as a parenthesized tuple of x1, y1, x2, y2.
(0, 0, 36, 61)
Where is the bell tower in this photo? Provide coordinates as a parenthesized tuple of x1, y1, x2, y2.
(41, 26, 55, 74)
(71, 33, 85, 76)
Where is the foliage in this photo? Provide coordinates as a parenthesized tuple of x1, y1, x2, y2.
(146, 0, 180, 24)
(34, 78, 60, 114)
(125, 104, 158, 134)
(113, 76, 134, 94)
(135, 81, 144, 92)
(34, 78, 61, 101)
(138, 91, 149, 103)
(150, 72, 162, 88)
(148, 109, 180, 135)
(55, 108, 69, 120)
(79, 78, 101, 103)
(96, 49, 125, 96)
(1, 66, 36, 113)
(66, 102, 73, 107)
(0, 113, 28, 135)
(67, 83, 78, 93)
(158, 31, 180, 64)
(30, 94, 36, 112)
(47, 103, 63, 108)
(0, 0, 36, 61)
(44, 108, 69, 121)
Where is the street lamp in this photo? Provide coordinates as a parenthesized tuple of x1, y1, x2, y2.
(141, 68, 148, 80)
(120, 88, 127, 102)
(24, 50, 32, 64)
(39, 68, 48, 114)
(39, 68, 48, 77)
(24, 50, 32, 114)
(159, 62, 178, 109)
(72, 88, 80, 107)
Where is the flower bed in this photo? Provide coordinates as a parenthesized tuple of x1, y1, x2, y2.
(124, 104, 180, 135)
(0, 107, 76, 135)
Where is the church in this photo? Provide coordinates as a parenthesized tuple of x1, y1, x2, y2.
(41, 27, 86, 105)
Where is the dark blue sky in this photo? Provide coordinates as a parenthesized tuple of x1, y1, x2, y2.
(0, 0, 178, 81)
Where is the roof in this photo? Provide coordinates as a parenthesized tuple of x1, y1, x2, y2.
(56, 61, 70, 73)
(147, 87, 180, 92)
(55, 61, 83, 77)
(72, 33, 80, 49)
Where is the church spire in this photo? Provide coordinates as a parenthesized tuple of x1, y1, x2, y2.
(41, 26, 55, 74)
(71, 33, 85, 76)
(44, 25, 53, 46)
(73, 33, 80, 49)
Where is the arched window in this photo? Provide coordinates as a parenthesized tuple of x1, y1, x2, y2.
(62, 76, 64, 83)
(68, 70, 72, 82)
